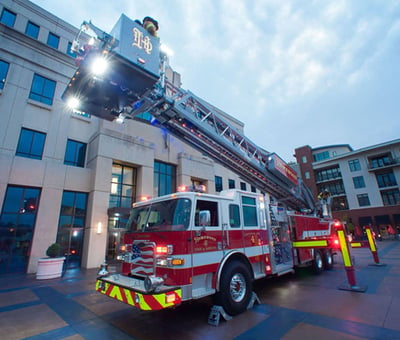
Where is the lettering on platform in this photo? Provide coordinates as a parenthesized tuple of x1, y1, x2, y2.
(132, 27, 152, 54)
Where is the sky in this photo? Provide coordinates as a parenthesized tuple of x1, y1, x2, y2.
(31, 0, 400, 162)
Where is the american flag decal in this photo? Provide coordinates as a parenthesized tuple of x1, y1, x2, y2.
(130, 242, 155, 276)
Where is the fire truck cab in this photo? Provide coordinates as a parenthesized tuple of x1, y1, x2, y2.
(96, 189, 339, 316)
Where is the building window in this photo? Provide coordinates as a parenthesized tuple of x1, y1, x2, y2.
(109, 163, 136, 208)
(16, 128, 46, 160)
(251, 185, 256, 193)
(304, 171, 310, 179)
(318, 181, 345, 196)
(302, 156, 307, 164)
(29, 74, 56, 105)
(0, 186, 41, 274)
(315, 167, 341, 182)
(57, 191, 88, 269)
(0, 8, 16, 27)
(357, 194, 370, 207)
(370, 154, 391, 169)
(352, 176, 365, 189)
(313, 151, 329, 162)
(64, 139, 86, 167)
(0, 60, 10, 90)
(67, 42, 77, 57)
(154, 161, 176, 197)
(215, 176, 223, 192)
(240, 182, 247, 191)
(376, 171, 397, 188)
(228, 179, 235, 189)
(47, 32, 60, 49)
(25, 21, 39, 39)
(331, 196, 348, 211)
(348, 159, 361, 172)
(381, 189, 400, 206)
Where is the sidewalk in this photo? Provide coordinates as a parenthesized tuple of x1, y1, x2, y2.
(0, 240, 400, 339)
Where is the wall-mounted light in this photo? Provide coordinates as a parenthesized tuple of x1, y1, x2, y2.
(97, 222, 103, 234)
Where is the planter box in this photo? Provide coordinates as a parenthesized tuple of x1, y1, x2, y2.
(36, 257, 66, 280)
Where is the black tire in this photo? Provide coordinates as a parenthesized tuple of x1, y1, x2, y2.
(323, 250, 334, 270)
(214, 261, 253, 316)
(312, 249, 324, 274)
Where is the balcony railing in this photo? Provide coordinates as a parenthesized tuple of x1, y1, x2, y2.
(368, 157, 400, 171)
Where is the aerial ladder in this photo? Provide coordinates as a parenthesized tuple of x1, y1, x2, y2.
(62, 15, 315, 212)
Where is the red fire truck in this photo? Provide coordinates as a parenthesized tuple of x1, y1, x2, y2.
(96, 189, 340, 315)
(62, 16, 342, 317)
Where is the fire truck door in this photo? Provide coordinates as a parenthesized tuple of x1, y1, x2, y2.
(190, 199, 224, 298)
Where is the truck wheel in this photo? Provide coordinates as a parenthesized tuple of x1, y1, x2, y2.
(312, 250, 324, 274)
(323, 250, 334, 270)
(214, 261, 253, 316)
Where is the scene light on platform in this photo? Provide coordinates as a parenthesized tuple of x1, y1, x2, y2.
(160, 43, 174, 57)
(90, 55, 109, 76)
(66, 96, 80, 110)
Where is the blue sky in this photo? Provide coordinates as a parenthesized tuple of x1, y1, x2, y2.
(32, 0, 400, 162)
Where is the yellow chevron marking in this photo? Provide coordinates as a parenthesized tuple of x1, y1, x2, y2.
(124, 288, 134, 306)
(109, 285, 123, 301)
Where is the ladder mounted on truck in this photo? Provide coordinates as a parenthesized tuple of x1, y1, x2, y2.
(62, 16, 315, 211)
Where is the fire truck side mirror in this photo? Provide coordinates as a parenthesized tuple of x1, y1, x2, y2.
(198, 210, 211, 227)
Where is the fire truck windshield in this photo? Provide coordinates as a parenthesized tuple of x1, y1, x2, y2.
(127, 198, 192, 232)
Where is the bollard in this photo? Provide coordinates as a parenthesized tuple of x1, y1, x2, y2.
(365, 226, 386, 267)
(336, 224, 367, 292)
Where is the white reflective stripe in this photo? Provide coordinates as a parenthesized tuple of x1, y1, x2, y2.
(192, 250, 223, 267)
(131, 267, 153, 274)
(244, 245, 265, 257)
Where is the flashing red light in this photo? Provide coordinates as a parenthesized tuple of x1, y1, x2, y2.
(177, 185, 188, 192)
(140, 196, 150, 201)
(334, 221, 342, 228)
(155, 245, 173, 255)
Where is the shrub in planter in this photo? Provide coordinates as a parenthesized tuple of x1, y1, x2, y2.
(46, 243, 61, 258)
(37, 243, 65, 280)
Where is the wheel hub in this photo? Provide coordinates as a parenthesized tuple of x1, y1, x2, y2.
(230, 273, 246, 302)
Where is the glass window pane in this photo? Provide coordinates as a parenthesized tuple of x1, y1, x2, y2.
(75, 193, 87, 211)
(0, 8, 16, 27)
(0, 60, 10, 90)
(58, 215, 72, 228)
(16, 129, 33, 156)
(31, 132, 46, 158)
(47, 32, 59, 49)
(25, 21, 39, 39)
(67, 42, 76, 57)
(3, 187, 23, 212)
(123, 167, 133, 185)
(77, 144, 86, 166)
(29, 74, 56, 105)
